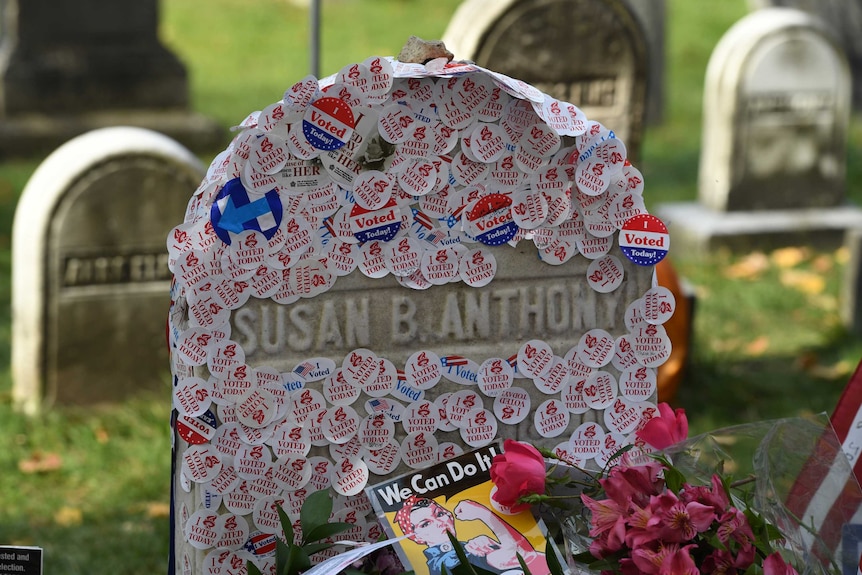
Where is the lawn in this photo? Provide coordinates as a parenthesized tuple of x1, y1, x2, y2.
(1, 0, 861, 573)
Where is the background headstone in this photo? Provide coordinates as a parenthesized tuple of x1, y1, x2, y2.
(842, 228, 862, 336)
(627, 0, 666, 125)
(747, 0, 862, 110)
(12, 127, 204, 413)
(442, 0, 649, 160)
(0, 0, 224, 155)
(657, 8, 862, 252)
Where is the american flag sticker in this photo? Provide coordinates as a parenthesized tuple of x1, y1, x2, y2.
(441, 355, 469, 367)
(368, 398, 391, 412)
(294, 361, 315, 377)
(413, 209, 435, 229)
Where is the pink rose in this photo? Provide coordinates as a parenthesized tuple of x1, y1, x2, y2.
(636, 402, 688, 450)
(490, 439, 546, 513)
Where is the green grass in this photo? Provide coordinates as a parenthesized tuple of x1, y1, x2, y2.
(1, 0, 861, 572)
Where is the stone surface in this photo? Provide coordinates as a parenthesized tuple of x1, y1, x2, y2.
(167, 62, 667, 575)
(698, 8, 850, 213)
(628, 0, 666, 125)
(12, 127, 204, 413)
(0, 0, 224, 154)
(842, 228, 862, 336)
(442, 0, 648, 160)
(660, 8, 854, 254)
(656, 201, 862, 253)
(747, 0, 862, 109)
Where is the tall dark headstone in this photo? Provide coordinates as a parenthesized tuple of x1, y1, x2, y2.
(0, 0, 223, 155)
(443, 0, 649, 161)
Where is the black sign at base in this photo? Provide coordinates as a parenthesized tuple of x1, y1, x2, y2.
(0, 546, 42, 575)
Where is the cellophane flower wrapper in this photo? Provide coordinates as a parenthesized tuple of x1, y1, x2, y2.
(662, 414, 862, 575)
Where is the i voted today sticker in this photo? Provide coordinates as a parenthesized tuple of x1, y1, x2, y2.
(302, 97, 356, 151)
(619, 214, 669, 266)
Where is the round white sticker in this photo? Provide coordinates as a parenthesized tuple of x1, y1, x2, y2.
(534, 398, 570, 438)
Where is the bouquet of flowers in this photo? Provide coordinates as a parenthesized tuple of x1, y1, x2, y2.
(488, 405, 861, 575)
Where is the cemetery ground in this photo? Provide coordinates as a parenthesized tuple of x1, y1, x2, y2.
(0, 0, 861, 573)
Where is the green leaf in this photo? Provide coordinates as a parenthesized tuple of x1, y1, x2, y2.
(516, 553, 533, 575)
(304, 521, 354, 544)
(284, 544, 311, 575)
(277, 504, 295, 546)
(571, 550, 595, 564)
(300, 490, 334, 544)
(276, 539, 292, 575)
(247, 561, 265, 575)
(544, 538, 566, 575)
(662, 464, 686, 494)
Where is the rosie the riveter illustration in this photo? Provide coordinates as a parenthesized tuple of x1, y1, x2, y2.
(393, 495, 550, 575)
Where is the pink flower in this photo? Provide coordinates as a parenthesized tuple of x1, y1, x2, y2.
(763, 552, 800, 575)
(489, 439, 546, 513)
(700, 543, 756, 574)
(580, 494, 624, 538)
(648, 492, 715, 543)
(716, 508, 754, 546)
(601, 461, 665, 508)
(680, 474, 729, 515)
(631, 543, 699, 575)
(636, 402, 689, 450)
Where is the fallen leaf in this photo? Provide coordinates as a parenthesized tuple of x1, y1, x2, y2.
(812, 254, 834, 274)
(18, 451, 63, 474)
(94, 427, 109, 444)
(54, 506, 83, 527)
(744, 336, 770, 356)
(836, 246, 850, 265)
(771, 246, 808, 268)
(780, 269, 825, 295)
(146, 502, 171, 519)
(724, 252, 769, 280)
(807, 359, 855, 380)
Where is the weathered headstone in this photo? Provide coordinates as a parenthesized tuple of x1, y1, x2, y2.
(168, 56, 672, 574)
(442, 0, 649, 160)
(747, 0, 862, 110)
(657, 8, 862, 252)
(12, 127, 204, 413)
(841, 228, 862, 336)
(0, 0, 223, 155)
(627, 0, 666, 125)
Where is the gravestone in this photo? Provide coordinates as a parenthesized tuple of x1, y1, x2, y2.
(442, 0, 649, 161)
(626, 0, 666, 125)
(168, 55, 672, 574)
(0, 0, 223, 155)
(657, 8, 862, 253)
(747, 0, 862, 110)
(12, 127, 205, 413)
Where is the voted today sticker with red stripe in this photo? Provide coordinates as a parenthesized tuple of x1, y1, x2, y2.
(302, 97, 356, 151)
(619, 213, 669, 266)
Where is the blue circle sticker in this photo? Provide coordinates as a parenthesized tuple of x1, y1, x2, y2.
(619, 214, 669, 266)
(210, 178, 282, 245)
